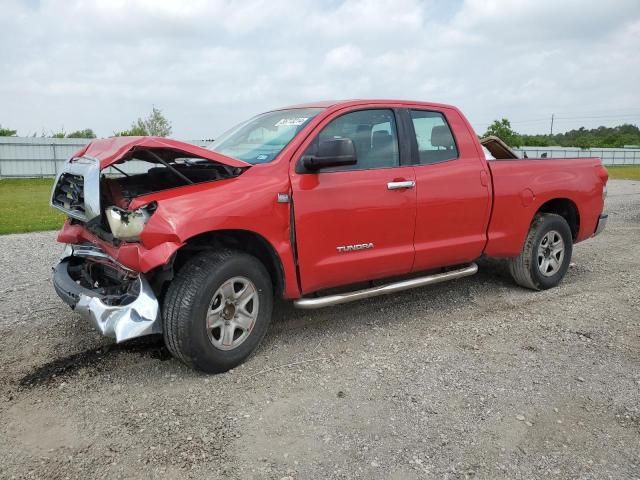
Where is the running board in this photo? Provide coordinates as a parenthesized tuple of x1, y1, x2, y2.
(293, 263, 478, 310)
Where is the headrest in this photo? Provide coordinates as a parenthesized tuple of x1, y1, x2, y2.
(372, 130, 392, 149)
(354, 124, 371, 139)
(431, 125, 455, 148)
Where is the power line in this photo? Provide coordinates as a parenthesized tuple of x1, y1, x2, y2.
(554, 113, 639, 120)
(475, 111, 640, 126)
(553, 108, 640, 116)
(474, 113, 639, 128)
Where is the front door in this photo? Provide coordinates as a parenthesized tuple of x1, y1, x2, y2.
(290, 108, 417, 294)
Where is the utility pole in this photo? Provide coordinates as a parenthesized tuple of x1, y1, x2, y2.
(550, 113, 554, 136)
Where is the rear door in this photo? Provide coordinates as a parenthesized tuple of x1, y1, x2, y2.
(290, 108, 417, 294)
(405, 107, 492, 271)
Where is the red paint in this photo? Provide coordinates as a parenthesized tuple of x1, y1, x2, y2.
(483, 157, 605, 257)
(291, 166, 417, 293)
(56, 100, 608, 299)
(409, 106, 492, 272)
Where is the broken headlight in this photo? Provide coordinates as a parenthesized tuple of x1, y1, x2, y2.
(105, 202, 156, 242)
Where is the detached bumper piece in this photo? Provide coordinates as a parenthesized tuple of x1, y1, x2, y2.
(593, 213, 608, 236)
(53, 245, 161, 342)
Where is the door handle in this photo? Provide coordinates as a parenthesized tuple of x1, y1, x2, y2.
(387, 180, 415, 190)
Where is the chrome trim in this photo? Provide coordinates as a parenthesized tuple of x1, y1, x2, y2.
(50, 155, 101, 222)
(60, 243, 74, 261)
(387, 180, 415, 190)
(336, 243, 374, 253)
(75, 276, 161, 343)
(593, 213, 608, 236)
(62, 243, 135, 274)
(54, 245, 161, 343)
(293, 263, 478, 309)
(277, 193, 290, 203)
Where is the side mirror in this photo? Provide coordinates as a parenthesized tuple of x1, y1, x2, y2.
(302, 138, 357, 171)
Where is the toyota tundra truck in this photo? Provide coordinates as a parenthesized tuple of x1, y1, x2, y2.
(51, 100, 609, 373)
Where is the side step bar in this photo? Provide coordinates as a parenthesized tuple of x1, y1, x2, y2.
(293, 263, 478, 310)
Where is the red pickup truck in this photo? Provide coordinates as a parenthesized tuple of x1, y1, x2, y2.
(51, 99, 609, 373)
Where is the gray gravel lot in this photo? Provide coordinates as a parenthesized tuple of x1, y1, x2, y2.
(0, 180, 639, 479)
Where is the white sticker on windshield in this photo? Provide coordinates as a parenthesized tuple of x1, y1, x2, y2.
(275, 117, 308, 127)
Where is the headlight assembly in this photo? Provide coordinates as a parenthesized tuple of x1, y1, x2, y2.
(105, 202, 156, 242)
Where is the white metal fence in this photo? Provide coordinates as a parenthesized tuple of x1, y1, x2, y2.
(0, 137, 215, 177)
(0, 137, 639, 177)
(515, 146, 640, 165)
(0, 137, 90, 177)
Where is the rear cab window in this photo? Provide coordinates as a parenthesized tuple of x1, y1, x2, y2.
(409, 110, 458, 164)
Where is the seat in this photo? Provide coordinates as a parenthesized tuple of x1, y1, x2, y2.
(430, 125, 455, 149)
(427, 125, 456, 162)
(372, 130, 392, 150)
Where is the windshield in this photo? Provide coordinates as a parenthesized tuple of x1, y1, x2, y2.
(208, 108, 323, 164)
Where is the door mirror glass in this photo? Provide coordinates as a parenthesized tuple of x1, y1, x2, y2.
(302, 138, 357, 170)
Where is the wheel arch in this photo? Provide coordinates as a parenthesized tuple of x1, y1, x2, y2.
(173, 229, 285, 297)
(533, 197, 580, 240)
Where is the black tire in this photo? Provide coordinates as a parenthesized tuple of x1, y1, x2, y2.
(509, 213, 573, 291)
(162, 249, 273, 373)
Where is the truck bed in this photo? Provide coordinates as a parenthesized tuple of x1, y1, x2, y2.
(484, 157, 606, 258)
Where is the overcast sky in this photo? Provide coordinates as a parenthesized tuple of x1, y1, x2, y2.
(2, 0, 639, 139)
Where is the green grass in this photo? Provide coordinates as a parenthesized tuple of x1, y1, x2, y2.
(606, 165, 640, 180)
(0, 178, 65, 234)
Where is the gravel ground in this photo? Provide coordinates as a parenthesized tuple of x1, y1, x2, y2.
(0, 180, 638, 480)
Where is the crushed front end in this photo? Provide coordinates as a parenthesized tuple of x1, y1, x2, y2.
(49, 137, 250, 342)
(49, 153, 159, 343)
(53, 244, 161, 343)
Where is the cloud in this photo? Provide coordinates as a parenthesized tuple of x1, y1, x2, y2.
(325, 45, 364, 70)
(0, 0, 639, 138)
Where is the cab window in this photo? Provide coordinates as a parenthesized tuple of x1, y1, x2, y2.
(310, 109, 400, 170)
(410, 110, 458, 164)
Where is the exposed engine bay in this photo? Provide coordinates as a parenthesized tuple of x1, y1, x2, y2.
(55, 147, 246, 243)
(101, 148, 244, 209)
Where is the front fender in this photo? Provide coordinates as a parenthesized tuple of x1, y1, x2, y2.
(61, 171, 301, 299)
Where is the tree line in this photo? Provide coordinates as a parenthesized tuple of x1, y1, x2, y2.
(483, 118, 640, 149)
(3, 109, 638, 148)
(0, 107, 172, 138)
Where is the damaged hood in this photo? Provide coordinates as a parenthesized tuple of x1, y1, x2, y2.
(73, 136, 250, 170)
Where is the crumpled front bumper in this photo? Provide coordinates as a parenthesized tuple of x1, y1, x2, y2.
(53, 245, 161, 343)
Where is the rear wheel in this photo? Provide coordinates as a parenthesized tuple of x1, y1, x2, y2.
(509, 213, 573, 290)
(163, 250, 273, 373)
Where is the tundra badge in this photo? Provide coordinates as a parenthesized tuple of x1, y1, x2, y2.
(336, 243, 374, 253)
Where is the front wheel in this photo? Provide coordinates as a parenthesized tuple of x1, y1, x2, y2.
(509, 213, 573, 290)
(162, 250, 273, 373)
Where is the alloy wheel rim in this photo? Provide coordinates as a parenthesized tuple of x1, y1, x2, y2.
(206, 276, 259, 351)
(537, 230, 565, 277)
